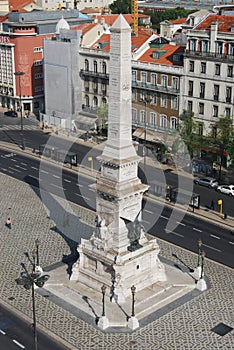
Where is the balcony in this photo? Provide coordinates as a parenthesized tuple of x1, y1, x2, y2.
(80, 69, 109, 80)
(82, 105, 98, 115)
(185, 50, 234, 63)
(132, 81, 180, 94)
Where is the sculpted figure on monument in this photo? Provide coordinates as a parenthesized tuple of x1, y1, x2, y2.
(92, 215, 112, 250)
(121, 211, 144, 252)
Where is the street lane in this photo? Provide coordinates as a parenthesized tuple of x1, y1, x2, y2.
(0, 148, 233, 268)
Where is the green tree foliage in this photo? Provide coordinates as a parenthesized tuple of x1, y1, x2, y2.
(227, 132, 234, 172)
(208, 116, 233, 178)
(110, 0, 131, 14)
(145, 8, 193, 31)
(97, 103, 108, 131)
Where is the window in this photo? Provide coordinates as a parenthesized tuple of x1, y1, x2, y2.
(216, 42, 223, 54)
(188, 80, 193, 96)
(84, 81, 89, 92)
(93, 81, 98, 93)
(161, 75, 167, 88)
(102, 61, 106, 74)
(152, 93, 157, 105)
(160, 115, 167, 128)
(226, 86, 232, 103)
(93, 96, 98, 107)
(172, 77, 179, 90)
(132, 70, 136, 82)
(201, 40, 208, 52)
(171, 96, 178, 110)
(132, 109, 137, 122)
(190, 39, 197, 51)
(200, 83, 205, 99)
(141, 72, 147, 85)
(34, 86, 44, 92)
(214, 85, 219, 101)
(34, 60, 43, 66)
(199, 103, 204, 115)
(150, 112, 156, 126)
(85, 59, 89, 71)
(140, 90, 146, 101)
(132, 89, 137, 101)
(85, 95, 89, 107)
(201, 62, 206, 74)
(140, 110, 146, 123)
(101, 83, 106, 94)
(211, 125, 217, 138)
(151, 73, 157, 86)
(189, 60, 194, 72)
(188, 101, 193, 112)
(94, 60, 97, 73)
(34, 47, 43, 53)
(212, 105, 218, 118)
(215, 64, 220, 76)
(35, 73, 43, 79)
(160, 94, 167, 108)
(170, 117, 177, 129)
(229, 43, 234, 56)
(225, 108, 231, 117)
(198, 123, 203, 136)
(227, 65, 233, 78)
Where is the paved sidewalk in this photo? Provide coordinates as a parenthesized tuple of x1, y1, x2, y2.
(0, 172, 233, 349)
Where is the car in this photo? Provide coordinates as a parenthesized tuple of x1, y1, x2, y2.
(194, 177, 219, 189)
(216, 184, 234, 196)
(4, 110, 18, 117)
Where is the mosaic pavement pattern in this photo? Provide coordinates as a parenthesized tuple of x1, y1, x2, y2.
(0, 173, 233, 350)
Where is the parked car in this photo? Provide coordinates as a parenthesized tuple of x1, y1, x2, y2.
(194, 177, 219, 188)
(216, 184, 234, 196)
(4, 110, 17, 117)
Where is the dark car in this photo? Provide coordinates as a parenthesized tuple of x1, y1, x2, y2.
(4, 110, 18, 117)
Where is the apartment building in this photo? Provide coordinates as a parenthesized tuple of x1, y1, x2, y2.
(184, 12, 234, 135)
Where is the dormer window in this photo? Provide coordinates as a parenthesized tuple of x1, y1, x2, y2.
(152, 51, 160, 59)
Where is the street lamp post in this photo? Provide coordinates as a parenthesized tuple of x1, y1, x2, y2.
(35, 239, 40, 267)
(15, 253, 50, 350)
(14, 71, 25, 150)
(101, 285, 106, 317)
(131, 285, 136, 317)
(197, 239, 202, 268)
(200, 250, 205, 280)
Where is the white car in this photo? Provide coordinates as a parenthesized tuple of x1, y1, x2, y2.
(217, 184, 234, 196)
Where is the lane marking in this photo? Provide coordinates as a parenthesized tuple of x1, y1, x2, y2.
(13, 339, 25, 349)
(41, 170, 49, 174)
(20, 162, 27, 166)
(51, 184, 65, 190)
(193, 228, 202, 232)
(89, 188, 95, 192)
(229, 241, 234, 245)
(171, 231, 184, 237)
(142, 220, 151, 225)
(176, 221, 186, 226)
(202, 243, 221, 252)
(145, 210, 154, 214)
(8, 166, 21, 173)
(15, 165, 27, 171)
(210, 234, 221, 240)
(28, 175, 39, 180)
(31, 166, 38, 170)
(64, 179, 71, 183)
(161, 215, 169, 220)
(0, 329, 6, 335)
(77, 183, 83, 187)
(75, 193, 90, 201)
(52, 174, 60, 179)
(11, 159, 17, 162)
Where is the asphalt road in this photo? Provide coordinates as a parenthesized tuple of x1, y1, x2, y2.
(0, 304, 69, 350)
(0, 148, 233, 268)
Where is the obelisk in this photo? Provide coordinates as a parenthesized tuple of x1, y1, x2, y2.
(71, 15, 166, 302)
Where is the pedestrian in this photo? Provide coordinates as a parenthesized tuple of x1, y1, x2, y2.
(210, 200, 214, 210)
(6, 216, 11, 229)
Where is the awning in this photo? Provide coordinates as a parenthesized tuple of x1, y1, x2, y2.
(133, 127, 176, 147)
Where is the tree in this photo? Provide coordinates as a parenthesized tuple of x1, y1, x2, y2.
(208, 115, 233, 179)
(177, 110, 202, 158)
(227, 132, 234, 172)
(97, 103, 108, 134)
(109, 0, 131, 14)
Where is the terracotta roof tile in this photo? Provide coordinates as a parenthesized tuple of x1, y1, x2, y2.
(9, 0, 33, 12)
(170, 17, 187, 25)
(71, 23, 97, 35)
(95, 14, 134, 26)
(195, 14, 234, 33)
(138, 44, 185, 66)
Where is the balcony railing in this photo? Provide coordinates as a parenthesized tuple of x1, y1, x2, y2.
(80, 69, 109, 80)
(185, 50, 234, 62)
(82, 105, 98, 115)
(133, 120, 177, 134)
(132, 81, 180, 94)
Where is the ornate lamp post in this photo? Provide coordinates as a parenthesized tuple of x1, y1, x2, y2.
(14, 71, 25, 150)
(15, 253, 50, 350)
(131, 285, 136, 317)
(200, 250, 205, 279)
(101, 284, 106, 317)
(35, 239, 40, 267)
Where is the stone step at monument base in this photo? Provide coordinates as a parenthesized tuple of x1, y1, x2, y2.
(40, 262, 197, 330)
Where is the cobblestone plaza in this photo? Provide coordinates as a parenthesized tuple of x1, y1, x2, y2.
(0, 173, 233, 349)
